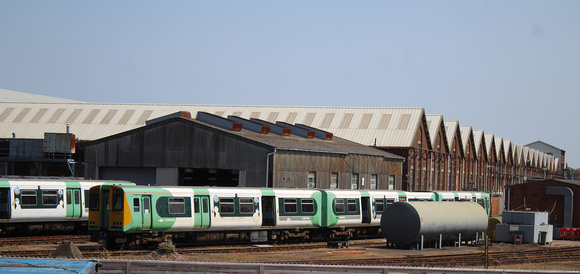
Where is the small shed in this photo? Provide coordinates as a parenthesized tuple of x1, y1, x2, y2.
(505, 179, 580, 229)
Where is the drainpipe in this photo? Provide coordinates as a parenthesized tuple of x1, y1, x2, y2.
(265, 149, 277, 188)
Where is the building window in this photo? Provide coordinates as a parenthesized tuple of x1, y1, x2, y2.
(370, 174, 377, 190)
(351, 173, 359, 189)
(307, 172, 316, 189)
(330, 173, 339, 189)
(388, 175, 395, 190)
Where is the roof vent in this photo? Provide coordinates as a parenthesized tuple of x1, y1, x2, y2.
(276, 121, 315, 138)
(295, 123, 333, 140)
(227, 116, 270, 134)
(146, 111, 192, 125)
(196, 112, 242, 131)
(251, 118, 291, 136)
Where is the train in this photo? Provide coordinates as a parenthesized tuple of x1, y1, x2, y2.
(0, 178, 134, 235)
(89, 184, 491, 249)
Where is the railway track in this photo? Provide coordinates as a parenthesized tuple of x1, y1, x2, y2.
(0, 234, 89, 246)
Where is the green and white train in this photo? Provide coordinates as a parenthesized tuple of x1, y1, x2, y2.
(91, 184, 490, 249)
(0, 178, 133, 235)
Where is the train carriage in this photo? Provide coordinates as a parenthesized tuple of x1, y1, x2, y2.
(0, 178, 127, 235)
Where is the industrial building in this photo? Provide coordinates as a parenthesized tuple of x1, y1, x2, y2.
(505, 179, 580, 229)
(0, 88, 569, 194)
(84, 111, 405, 188)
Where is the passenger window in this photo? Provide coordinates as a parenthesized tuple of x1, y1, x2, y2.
(169, 198, 185, 214)
(66, 190, 72, 205)
(88, 188, 99, 210)
(202, 198, 209, 213)
(21, 190, 37, 205)
(284, 198, 297, 214)
(133, 198, 140, 212)
(74, 191, 80, 205)
(347, 199, 357, 213)
(220, 198, 235, 214)
(302, 199, 314, 213)
(386, 198, 396, 206)
(42, 190, 58, 205)
(301, 199, 314, 213)
(112, 189, 124, 211)
(334, 199, 345, 213)
(194, 198, 200, 213)
(375, 199, 384, 212)
(239, 198, 254, 214)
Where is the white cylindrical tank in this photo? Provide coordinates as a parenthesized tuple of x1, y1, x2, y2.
(380, 201, 488, 247)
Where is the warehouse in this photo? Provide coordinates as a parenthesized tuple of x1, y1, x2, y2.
(84, 111, 405, 189)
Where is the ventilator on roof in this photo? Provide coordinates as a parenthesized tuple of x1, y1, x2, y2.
(145, 111, 192, 125)
(276, 121, 315, 138)
(196, 112, 242, 131)
(227, 116, 270, 134)
(295, 123, 333, 140)
(251, 118, 291, 136)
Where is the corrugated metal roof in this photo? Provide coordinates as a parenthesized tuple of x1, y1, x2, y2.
(484, 133, 495, 159)
(444, 120, 461, 153)
(503, 140, 512, 161)
(0, 102, 425, 147)
(459, 125, 473, 154)
(473, 130, 485, 156)
(494, 136, 504, 161)
(0, 89, 82, 103)
(425, 114, 445, 149)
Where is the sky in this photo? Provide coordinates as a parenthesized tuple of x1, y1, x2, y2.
(1, 1, 579, 168)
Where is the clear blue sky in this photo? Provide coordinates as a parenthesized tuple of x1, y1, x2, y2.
(1, 1, 579, 168)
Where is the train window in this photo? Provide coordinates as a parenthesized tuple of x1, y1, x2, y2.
(21, 190, 37, 205)
(347, 199, 357, 213)
(112, 189, 124, 211)
(194, 198, 200, 213)
(42, 190, 58, 205)
(284, 198, 297, 214)
(386, 198, 396, 206)
(220, 198, 235, 214)
(168, 198, 185, 214)
(133, 198, 140, 212)
(75, 191, 80, 205)
(203, 198, 209, 213)
(375, 199, 384, 212)
(66, 190, 72, 205)
(239, 198, 254, 214)
(302, 199, 314, 213)
(334, 199, 345, 213)
(88, 189, 99, 210)
(477, 198, 484, 207)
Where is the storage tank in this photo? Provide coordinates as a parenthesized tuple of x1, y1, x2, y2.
(381, 201, 488, 247)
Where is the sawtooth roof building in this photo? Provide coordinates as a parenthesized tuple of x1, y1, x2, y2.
(0, 89, 567, 194)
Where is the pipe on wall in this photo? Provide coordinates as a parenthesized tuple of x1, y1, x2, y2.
(546, 186, 573, 227)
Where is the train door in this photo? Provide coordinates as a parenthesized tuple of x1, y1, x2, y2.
(193, 195, 210, 228)
(361, 197, 371, 223)
(141, 196, 152, 230)
(66, 188, 82, 219)
(0, 188, 9, 219)
(261, 196, 275, 226)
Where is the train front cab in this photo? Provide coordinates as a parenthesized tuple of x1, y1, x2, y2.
(88, 182, 136, 243)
